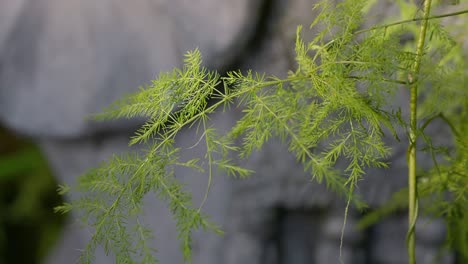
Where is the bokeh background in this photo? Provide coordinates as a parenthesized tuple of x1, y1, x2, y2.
(0, 126, 64, 264)
(0, 0, 466, 263)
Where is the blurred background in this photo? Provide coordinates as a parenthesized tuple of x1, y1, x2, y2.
(0, 0, 466, 263)
(0, 126, 65, 264)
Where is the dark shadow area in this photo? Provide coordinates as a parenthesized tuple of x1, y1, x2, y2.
(0, 126, 65, 264)
(263, 207, 328, 264)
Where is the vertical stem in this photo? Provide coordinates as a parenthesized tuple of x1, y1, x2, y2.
(408, 1, 432, 263)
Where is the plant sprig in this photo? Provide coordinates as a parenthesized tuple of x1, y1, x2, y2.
(56, 0, 468, 263)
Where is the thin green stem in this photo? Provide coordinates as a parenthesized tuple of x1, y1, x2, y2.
(198, 116, 213, 211)
(355, 8, 468, 35)
(407, 1, 432, 263)
(346, 75, 409, 85)
(421, 112, 460, 138)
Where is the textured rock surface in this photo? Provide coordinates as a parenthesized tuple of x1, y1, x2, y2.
(0, 0, 261, 138)
(0, 0, 464, 263)
(0, 0, 28, 54)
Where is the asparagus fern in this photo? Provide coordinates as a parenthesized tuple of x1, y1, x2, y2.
(56, 0, 468, 263)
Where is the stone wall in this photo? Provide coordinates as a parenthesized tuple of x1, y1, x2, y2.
(1, 0, 465, 263)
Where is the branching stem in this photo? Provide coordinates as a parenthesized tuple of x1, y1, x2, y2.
(355, 8, 467, 35)
(407, 1, 432, 263)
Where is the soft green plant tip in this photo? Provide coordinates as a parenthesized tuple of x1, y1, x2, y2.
(54, 203, 73, 214)
(56, 184, 70, 195)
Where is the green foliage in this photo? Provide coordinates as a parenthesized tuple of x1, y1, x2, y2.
(357, 1, 468, 261)
(0, 127, 65, 264)
(57, 0, 468, 263)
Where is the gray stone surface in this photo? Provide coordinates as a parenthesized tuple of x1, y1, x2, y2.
(0, 0, 261, 138)
(0, 0, 28, 54)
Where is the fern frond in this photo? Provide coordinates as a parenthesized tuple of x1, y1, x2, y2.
(59, 0, 467, 262)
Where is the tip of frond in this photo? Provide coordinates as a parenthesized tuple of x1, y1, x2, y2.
(184, 48, 203, 66)
(57, 184, 71, 195)
(54, 203, 73, 214)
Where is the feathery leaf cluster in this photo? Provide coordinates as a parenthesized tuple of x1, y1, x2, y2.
(357, 0, 468, 260)
(56, 0, 468, 262)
